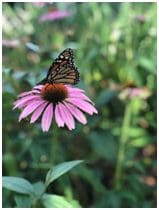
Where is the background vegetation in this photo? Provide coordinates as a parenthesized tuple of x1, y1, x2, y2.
(2, 2, 156, 208)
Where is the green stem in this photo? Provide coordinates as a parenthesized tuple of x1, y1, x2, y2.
(50, 126, 58, 165)
(114, 100, 132, 190)
(32, 127, 59, 207)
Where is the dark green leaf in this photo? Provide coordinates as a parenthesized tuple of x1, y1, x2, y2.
(33, 181, 45, 199)
(45, 160, 84, 187)
(14, 195, 32, 208)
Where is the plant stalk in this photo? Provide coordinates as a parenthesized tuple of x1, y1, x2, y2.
(50, 126, 58, 165)
(114, 100, 132, 190)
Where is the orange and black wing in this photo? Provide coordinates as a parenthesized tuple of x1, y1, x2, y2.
(39, 48, 79, 85)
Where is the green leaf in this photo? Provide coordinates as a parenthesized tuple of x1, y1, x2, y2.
(126, 127, 146, 138)
(138, 57, 156, 74)
(42, 194, 78, 208)
(45, 160, 84, 187)
(33, 181, 45, 199)
(2, 176, 34, 195)
(14, 195, 32, 208)
(121, 190, 137, 203)
(129, 136, 150, 147)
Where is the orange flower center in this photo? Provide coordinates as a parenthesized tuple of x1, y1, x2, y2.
(41, 83, 68, 104)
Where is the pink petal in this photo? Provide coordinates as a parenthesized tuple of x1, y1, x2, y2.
(14, 96, 39, 108)
(14, 100, 31, 109)
(55, 104, 64, 127)
(30, 101, 48, 123)
(13, 99, 21, 106)
(32, 2, 47, 7)
(19, 100, 45, 122)
(64, 102, 87, 124)
(2, 39, 20, 47)
(41, 103, 53, 132)
(66, 98, 98, 115)
(33, 85, 44, 90)
(15, 97, 43, 109)
(68, 92, 94, 104)
(18, 91, 32, 98)
(66, 86, 85, 93)
(39, 10, 70, 22)
(13, 95, 41, 109)
(57, 103, 75, 130)
(18, 89, 40, 98)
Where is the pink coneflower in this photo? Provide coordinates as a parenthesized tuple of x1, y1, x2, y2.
(119, 87, 151, 100)
(129, 87, 151, 99)
(32, 2, 47, 7)
(39, 10, 70, 22)
(2, 39, 20, 48)
(13, 84, 98, 132)
(135, 15, 147, 23)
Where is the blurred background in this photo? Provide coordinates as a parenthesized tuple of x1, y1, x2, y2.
(2, 2, 156, 208)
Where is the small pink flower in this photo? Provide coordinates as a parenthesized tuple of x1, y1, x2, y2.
(13, 84, 98, 132)
(135, 15, 147, 23)
(119, 87, 151, 100)
(2, 39, 20, 48)
(129, 87, 151, 99)
(32, 2, 47, 7)
(39, 10, 70, 22)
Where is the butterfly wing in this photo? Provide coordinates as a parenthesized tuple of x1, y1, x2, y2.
(40, 48, 79, 85)
(50, 64, 79, 84)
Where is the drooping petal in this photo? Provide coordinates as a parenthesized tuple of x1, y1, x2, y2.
(66, 98, 98, 115)
(14, 99, 33, 109)
(66, 85, 85, 93)
(33, 85, 44, 90)
(57, 103, 75, 130)
(64, 102, 87, 124)
(55, 104, 64, 127)
(18, 91, 33, 98)
(19, 100, 45, 122)
(41, 103, 53, 132)
(13, 95, 41, 109)
(13, 96, 40, 109)
(30, 101, 48, 123)
(18, 89, 40, 98)
(68, 92, 94, 104)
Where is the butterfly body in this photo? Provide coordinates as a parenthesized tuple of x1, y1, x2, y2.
(38, 48, 79, 85)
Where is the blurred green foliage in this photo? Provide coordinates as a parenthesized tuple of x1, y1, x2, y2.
(3, 2, 156, 208)
(2, 160, 83, 207)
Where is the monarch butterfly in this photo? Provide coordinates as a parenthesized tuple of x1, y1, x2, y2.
(38, 48, 80, 85)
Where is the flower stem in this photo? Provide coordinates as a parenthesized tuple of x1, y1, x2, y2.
(50, 126, 58, 165)
(114, 100, 132, 190)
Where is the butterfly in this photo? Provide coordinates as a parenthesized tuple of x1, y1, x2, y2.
(38, 48, 79, 85)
